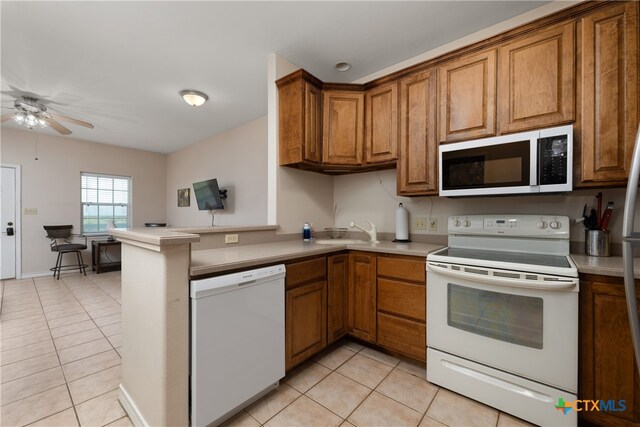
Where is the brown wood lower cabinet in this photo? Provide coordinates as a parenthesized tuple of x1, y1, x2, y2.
(285, 257, 327, 370)
(348, 252, 377, 343)
(580, 274, 640, 426)
(327, 254, 348, 344)
(376, 255, 426, 362)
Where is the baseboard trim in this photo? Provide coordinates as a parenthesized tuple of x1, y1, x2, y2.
(118, 384, 149, 427)
(20, 271, 54, 279)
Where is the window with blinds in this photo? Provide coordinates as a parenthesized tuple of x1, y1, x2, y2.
(81, 173, 131, 234)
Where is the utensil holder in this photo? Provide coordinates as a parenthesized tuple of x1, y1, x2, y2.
(585, 230, 610, 257)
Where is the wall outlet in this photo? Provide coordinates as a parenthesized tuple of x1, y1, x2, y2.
(428, 218, 438, 231)
(224, 234, 239, 244)
(24, 208, 37, 215)
(414, 217, 427, 230)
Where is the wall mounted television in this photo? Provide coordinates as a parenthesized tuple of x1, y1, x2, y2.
(193, 178, 224, 210)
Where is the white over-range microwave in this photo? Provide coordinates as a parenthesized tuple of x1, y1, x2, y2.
(439, 125, 573, 197)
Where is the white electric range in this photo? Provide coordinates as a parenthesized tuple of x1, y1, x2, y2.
(426, 215, 578, 427)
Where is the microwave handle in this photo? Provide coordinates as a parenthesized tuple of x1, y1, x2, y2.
(530, 137, 538, 186)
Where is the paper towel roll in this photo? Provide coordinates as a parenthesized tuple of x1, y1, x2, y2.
(395, 203, 409, 241)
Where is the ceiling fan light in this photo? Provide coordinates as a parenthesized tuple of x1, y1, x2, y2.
(24, 113, 38, 127)
(14, 112, 25, 124)
(38, 118, 47, 127)
(180, 90, 208, 107)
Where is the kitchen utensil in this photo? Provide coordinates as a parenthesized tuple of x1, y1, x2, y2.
(596, 192, 602, 228)
(600, 202, 614, 231)
(585, 229, 610, 256)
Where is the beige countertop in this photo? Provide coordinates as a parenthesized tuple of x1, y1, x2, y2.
(111, 227, 200, 247)
(190, 240, 444, 277)
(571, 254, 640, 279)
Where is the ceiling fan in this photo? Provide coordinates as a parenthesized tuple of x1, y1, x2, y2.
(1, 96, 94, 135)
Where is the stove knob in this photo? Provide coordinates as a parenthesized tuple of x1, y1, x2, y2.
(536, 220, 548, 229)
(550, 220, 561, 230)
(463, 219, 471, 228)
(453, 219, 461, 227)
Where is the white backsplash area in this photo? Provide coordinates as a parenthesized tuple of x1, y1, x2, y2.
(333, 169, 632, 244)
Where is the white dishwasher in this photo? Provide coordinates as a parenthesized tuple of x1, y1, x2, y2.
(190, 264, 285, 427)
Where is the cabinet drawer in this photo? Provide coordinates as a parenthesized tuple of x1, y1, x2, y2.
(377, 256, 426, 283)
(377, 312, 426, 362)
(286, 257, 326, 289)
(378, 278, 425, 322)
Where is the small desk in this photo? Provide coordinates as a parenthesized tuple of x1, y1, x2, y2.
(92, 239, 122, 274)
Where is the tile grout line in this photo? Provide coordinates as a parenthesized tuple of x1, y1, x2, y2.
(32, 276, 82, 427)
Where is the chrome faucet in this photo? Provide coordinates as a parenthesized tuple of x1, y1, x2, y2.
(350, 220, 379, 243)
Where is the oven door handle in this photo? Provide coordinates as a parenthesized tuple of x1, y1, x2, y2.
(427, 263, 579, 291)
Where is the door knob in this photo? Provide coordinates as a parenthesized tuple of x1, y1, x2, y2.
(6, 227, 14, 236)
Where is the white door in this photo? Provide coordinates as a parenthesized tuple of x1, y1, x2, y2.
(1, 166, 17, 279)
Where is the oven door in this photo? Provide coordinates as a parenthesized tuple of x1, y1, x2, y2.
(427, 261, 578, 392)
(439, 131, 538, 197)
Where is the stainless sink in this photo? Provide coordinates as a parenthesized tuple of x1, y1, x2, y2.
(314, 239, 370, 245)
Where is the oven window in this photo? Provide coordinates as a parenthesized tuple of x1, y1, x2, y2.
(442, 140, 530, 190)
(447, 284, 543, 349)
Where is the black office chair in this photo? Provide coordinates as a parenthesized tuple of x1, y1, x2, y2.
(44, 225, 87, 279)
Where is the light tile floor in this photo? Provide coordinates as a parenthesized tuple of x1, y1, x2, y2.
(1, 271, 535, 427)
(1, 271, 131, 426)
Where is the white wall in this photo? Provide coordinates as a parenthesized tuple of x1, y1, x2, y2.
(166, 116, 268, 227)
(334, 169, 634, 244)
(1, 127, 167, 276)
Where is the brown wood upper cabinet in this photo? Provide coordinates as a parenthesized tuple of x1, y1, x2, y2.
(497, 21, 575, 133)
(365, 82, 398, 164)
(277, 71, 322, 168)
(577, 2, 638, 186)
(322, 90, 365, 166)
(439, 49, 497, 143)
(347, 252, 377, 342)
(397, 68, 438, 196)
(580, 274, 640, 426)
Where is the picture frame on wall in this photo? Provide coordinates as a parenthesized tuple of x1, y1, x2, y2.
(178, 188, 190, 207)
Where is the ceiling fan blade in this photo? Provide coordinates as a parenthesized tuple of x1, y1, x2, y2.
(49, 112, 94, 129)
(1, 113, 17, 123)
(43, 117, 72, 135)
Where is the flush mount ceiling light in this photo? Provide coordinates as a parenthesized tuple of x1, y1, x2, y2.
(335, 62, 352, 72)
(180, 90, 209, 107)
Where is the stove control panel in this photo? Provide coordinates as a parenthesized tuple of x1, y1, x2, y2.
(448, 215, 569, 238)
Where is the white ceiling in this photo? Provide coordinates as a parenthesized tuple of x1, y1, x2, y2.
(1, 1, 549, 154)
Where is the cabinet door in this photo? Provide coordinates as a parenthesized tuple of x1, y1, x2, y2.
(322, 90, 364, 166)
(348, 252, 376, 342)
(497, 22, 575, 133)
(578, 2, 638, 186)
(365, 82, 398, 164)
(580, 276, 640, 425)
(439, 49, 497, 143)
(286, 280, 327, 370)
(327, 254, 348, 344)
(398, 69, 438, 195)
(304, 82, 322, 163)
(377, 312, 426, 362)
(278, 72, 322, 167)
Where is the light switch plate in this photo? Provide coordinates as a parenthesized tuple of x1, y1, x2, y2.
(428, 218, 437, 231)
(24, 208, 37, 215)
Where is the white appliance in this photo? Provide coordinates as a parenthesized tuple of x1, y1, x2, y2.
(427, 215, 578, 426)
(190, 264, 286, 427)
(439, 125, 573, 197)
(623, 125, 640, 375)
